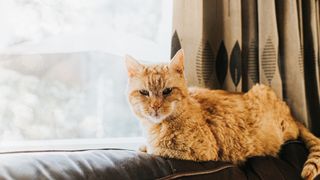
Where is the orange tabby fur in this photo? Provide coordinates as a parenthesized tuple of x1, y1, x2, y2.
(125, 50, 320, 180)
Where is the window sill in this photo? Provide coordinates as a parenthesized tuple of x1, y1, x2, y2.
(0, 137, 146, 153)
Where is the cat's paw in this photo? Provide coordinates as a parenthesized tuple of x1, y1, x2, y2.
(301, 162, 319, 180)
(139, 145, 147, 153)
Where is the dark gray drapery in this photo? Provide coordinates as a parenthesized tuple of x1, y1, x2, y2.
(171, 0, 320, 135)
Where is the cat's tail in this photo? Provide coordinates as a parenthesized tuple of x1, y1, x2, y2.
(298, 122, 320, 180)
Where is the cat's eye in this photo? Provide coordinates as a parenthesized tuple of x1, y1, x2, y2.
(163, 88, 172, 96)
(139, 89, 149, 96)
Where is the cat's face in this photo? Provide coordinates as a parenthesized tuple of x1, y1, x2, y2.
(125, 50, 188, 124)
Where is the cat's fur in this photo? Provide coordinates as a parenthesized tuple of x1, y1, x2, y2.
(125, 50, 320, 180)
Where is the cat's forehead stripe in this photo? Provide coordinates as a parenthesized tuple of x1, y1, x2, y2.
(143, 64, 169, 73)
(143, 65, 168, 91)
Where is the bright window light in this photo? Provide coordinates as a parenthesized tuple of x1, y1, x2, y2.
(0, 0, 173, 144)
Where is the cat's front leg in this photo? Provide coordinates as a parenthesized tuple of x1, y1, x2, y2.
(138, 144, 147, 153)
(151, 147, 204, 161)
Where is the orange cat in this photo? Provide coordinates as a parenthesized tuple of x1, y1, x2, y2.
(125, 50, 320, 180)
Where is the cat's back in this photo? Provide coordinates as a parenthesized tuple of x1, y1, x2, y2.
(245, 84, 279, 102)
(188, 84, 278, 110)
(188, 87, 246, 114)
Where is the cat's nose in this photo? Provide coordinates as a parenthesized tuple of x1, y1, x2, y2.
(150, 102, 161, 110)
(151, 104, 161, 110)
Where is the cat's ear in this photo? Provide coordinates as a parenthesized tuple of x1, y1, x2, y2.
(125, 55, 143, 77)
(169, 49, 184, 74)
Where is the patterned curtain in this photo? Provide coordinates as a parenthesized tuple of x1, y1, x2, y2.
(171, 0, 320, 135)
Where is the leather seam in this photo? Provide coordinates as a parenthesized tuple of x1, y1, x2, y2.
(156, 164, 235, 180)
(282, 140, 303, 146)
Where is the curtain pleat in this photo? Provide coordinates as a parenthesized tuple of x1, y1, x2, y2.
(241, 0, 258, 92)
(209, 0, 227, 90)
(275, 1, 310, 127)
(302, 0, 320, 135)
(216, 0, 242, 92)
(257, 0, 283, 99)
(316, 0, 320, 101)
(200, 0, 220, 89)
(171, 0, 320, 131)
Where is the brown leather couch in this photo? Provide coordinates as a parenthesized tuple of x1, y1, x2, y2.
(0, 140, 318, 180)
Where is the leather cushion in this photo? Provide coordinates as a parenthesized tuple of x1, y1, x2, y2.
(0, 141, 317, 180)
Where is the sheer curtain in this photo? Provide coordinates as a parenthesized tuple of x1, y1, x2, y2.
(171, 0, 320, 135)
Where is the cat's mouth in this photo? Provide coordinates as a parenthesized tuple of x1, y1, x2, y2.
(140, 104, 175, 124)
(145, 103, 177, 123)
(154, 111, 159, 117)
(150, 108, 161, 117)
(147, 115, 164, 124)
(151, 111, 162, 119)
(145, 110, 169, 124)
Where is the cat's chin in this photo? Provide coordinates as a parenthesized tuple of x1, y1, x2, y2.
(146, 114, 169, 124)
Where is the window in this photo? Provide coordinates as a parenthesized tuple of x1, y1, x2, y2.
(0, 0, 172, 149)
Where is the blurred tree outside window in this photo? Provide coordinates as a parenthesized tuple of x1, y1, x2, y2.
(0, 0, 172, 142)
